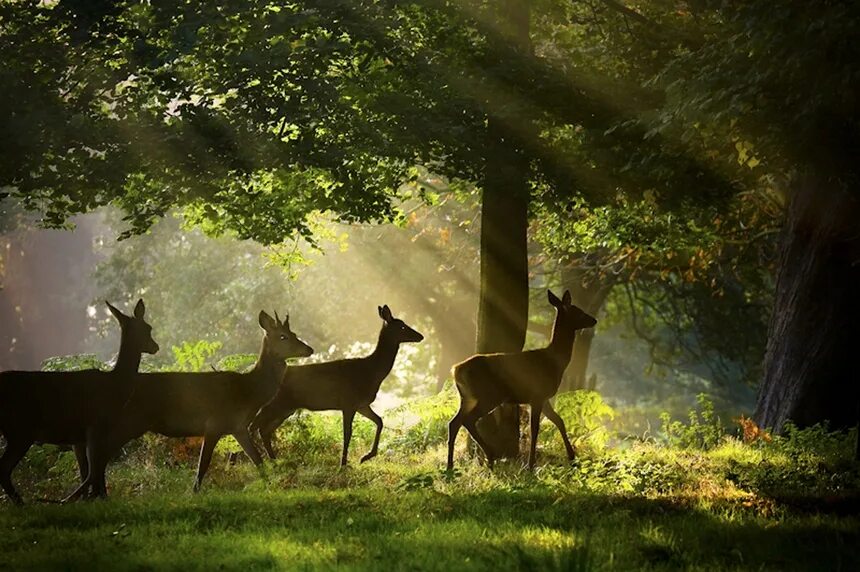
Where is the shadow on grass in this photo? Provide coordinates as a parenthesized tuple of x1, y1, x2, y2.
(1, 489, 858, 570)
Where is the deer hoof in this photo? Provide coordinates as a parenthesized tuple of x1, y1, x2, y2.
(359, 452, 376, 463)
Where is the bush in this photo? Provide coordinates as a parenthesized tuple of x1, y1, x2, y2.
(551, 390, 616, 453)
(386, 384, 460, 453)
(169, 340, 223, 372)
(41, 354, 108, 371)
(660, 393, 724, 450)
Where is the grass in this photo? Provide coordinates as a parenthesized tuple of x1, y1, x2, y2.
(2, 433, 859, 571)
(2, 393, 859, 570)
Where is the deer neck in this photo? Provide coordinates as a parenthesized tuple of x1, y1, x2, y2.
(367, 327, 401, 382)
(547, 315, 577, 368)
(251, 341, 287, 384)
(112, 338, 142, 376)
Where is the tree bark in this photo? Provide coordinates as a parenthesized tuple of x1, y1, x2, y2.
(755, 174, 860, 431)
(559, 264, 614, 392)
(473, 0, 532, 459)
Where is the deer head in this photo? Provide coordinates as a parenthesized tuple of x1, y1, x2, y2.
(106, 299, 160, 355)
(378, 305, 424, 344)
(547, 290, 597, 331)
(258, 310, 314, 359)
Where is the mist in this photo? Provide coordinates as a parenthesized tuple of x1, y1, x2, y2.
(0, 198, 756, 424)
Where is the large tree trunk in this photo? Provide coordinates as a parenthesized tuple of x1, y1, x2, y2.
(755, 174, 860, 431)
(559, 264, 614, 392)
(473, 0, 532, 459)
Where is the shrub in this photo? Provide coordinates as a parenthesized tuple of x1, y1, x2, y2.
(169, 340, 223, 372)
(551, 390, 616, 453)
(41, 354, 108, 372)
(660, 393, 724, 450)
(386, 384, 460, 453)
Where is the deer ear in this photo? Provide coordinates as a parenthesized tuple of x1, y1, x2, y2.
(547, 290, 562, 308)
(105, 301, 126, 322)
(133, 299, 146, 319)
(379, 305, 393, 322)
(562, 290, 572, 306)
(258, 310, 277, 332)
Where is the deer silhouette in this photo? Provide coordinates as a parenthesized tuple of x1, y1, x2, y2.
(251, 305, 423, 466)
(0, 299, 158, 504)
(65, 310, 312, 500)
(447, 290, 596, 471)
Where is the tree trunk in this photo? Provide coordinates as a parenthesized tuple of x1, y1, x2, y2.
(473, 0, 532, 459)
(755, 174, 860, 431)
(559, 264, 614, 392)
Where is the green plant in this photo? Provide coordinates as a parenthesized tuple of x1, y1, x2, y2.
(386, 386, 460, 453)
(215, 353, 258, 373)
(40, 354, 108, 372)
(660, 393, 724, 450)
(551, 391, 615, 453)
(169, 340, 223, 372)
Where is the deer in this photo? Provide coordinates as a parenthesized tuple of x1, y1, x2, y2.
(251, 305, 423, 466)
(0, 299, 159, 504)
(447, 290, 597, 472)
(64, 310, 313, 500)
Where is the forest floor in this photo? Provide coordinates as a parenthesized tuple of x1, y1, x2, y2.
(2, 431, 859, 571)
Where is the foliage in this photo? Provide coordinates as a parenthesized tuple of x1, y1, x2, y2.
(89, 212, 299, 361)
(552, 391, 615, 453)
(735, 415, 772, 445)
(169, 340, 223, 373)
(215, 353, 258, 373)
(40, 354, 108, 372)
(386, 384, 460, 453)
(660, 393, 725, 450)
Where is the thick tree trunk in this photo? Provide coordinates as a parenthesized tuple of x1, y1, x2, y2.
(473, 0, 532, 459)
(559, 264, 613, 392)
(755, 174, 860, 431)
(473, 178, 529, 458)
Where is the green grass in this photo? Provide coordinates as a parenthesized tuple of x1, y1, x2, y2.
(3, 394, 859, 570)
(2, 435, 859, 571)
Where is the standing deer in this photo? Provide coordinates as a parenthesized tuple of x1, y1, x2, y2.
(447, 290, 597, 471)
(65, 310, 312, 500)
(0, 299, 158, 504)
(251, 305, 423, 466)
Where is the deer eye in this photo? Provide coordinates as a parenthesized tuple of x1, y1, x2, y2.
(280, 334, 287, 340)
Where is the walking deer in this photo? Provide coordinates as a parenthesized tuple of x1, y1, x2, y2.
(251, 305, 423, 466)
(447, 290, 597, 471)
(0, 299, 158, 504)
(65, 310, 312, 500)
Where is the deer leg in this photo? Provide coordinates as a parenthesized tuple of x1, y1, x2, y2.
(528, 401, 544, 470)
(447, 410, 463, 471)
(63, 432, 116, 502)
(542, 401, 576, 461)
(73, 443, 89, 482)
(358, 406, 383, 463)
(86, 436, 109, 499)
(234, 430, 263, 467)
(257, 410, 294, 460)
(461, 404, 497, 470)
(447, 400, 477, 471)
(0, 438, 31, 504)
(341, 410, 356, 467)
(194, 433, 221, 492)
